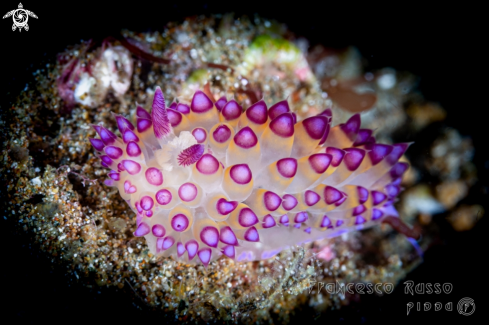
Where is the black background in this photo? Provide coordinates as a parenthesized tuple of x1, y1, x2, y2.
(1, 1, 487, 323)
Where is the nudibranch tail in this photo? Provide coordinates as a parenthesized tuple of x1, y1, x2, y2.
(89, 87, 410, 265)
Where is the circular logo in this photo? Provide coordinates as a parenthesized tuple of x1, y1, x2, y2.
(457, 297, 475, 316)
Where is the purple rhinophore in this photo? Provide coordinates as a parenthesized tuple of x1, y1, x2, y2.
(262, 214, 276, 228)
(302, 115, 329, 140)
(386, 143, 410, 165)
(320, 215, 333, 228)
(238, 208, 259, 227)
(198, 248, 212, 266)
(268, 100, 290, 120)
(140, 196, 154, 211)
(176, 103, 191, 115)
(171, 213, 189, 232)
(294, 211, 308, 223)
(371, 208, 384, 220)
(124, 180, 137, 194)
(276, 158, 298, 178)
(136, 105, 151, 119)
(234, 126, 258, 149)
(269, 113, 295, 138)
(219, 226, 238, 245)
(352, 204, 366, 216)
(108, 171, 120, 181)
(390, 162, 409, 178)
(115, 115, 135, 133)
(357, 186, 369, 204)
(104, 146, 123, 159)
(191, 90, 214, 113)
(324, 186, 343, 205)
(215, 96, 227, 111)
(100, 155, 113, 166)
(167, 109, 183, 127)
(137, 118, 152, 133)
(89, 138, 105, 151)
(340, 114, 361, 140)
(145, 167, 163, 186)
(246, 100, 268, 124)
(355, 215, 366, 225)
(185, 240, 199, 260)
(151, 87, 171, 139)
(305, 190, 320, 206)
(371, 190, 387, 205)
(326, 147, 345, 167)
(343, 148, 366, 171)
(177, 242, 186, 257)
(282, 194, 298, 211)
(152, 224, 166, 237)
(196, 154, 220, 175)
(177, 144, 205, 167)
(222, 100, 242, 121)
(200, 226, 219, 248)
(222, 245, 235, 258)
(264, 191, 281, 211)
(216, 198, 238, 215)
(244, 226, 259, 242)
(126, 141, 142, 157)
(367, 144, 393, 166)
(192, 128, 207, 143)
(279, 214, 289, 226)
(178, 183, 198, 202)
(212, 125, 231, 143)
(229, 164, 252, 185)
(308, 153, 332, 174)
(123, 129, 139, 143)
(385, 184, 401, 197)
(155, 189, 172, 205)
(134, 222, 150, 237)
(336, 220, 344, 227)
(354, 129, 373, 146)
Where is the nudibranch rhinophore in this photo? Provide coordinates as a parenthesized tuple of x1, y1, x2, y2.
(90, 87, 409, 266)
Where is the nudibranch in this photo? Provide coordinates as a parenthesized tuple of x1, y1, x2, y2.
(90, 86, 409, 266)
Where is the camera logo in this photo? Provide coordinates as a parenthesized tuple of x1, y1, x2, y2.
(457, 297, 475, 316)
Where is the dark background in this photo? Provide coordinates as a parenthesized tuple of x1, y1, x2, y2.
(1, 1, 487, 323)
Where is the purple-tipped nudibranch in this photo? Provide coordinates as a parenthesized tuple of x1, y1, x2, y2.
(90, 86, 410, 266)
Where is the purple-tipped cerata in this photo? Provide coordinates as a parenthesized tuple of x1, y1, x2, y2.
(90, 86, 410, 265)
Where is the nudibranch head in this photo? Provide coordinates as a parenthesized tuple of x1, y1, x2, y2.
(90, 86, 409, 266)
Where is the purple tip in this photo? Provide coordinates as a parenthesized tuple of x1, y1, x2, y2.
(219, 226, 238, 245)
(386, 143, 410, 165)
(146, 210, 153, 217)
(262, 214, 276, 228)
(320, 215, 333, 228)
(385, 184, 401, 197)
(269, 113, 295, 138)
(246, 100, 268, 124)
(335, 195, 347, 207)
(318, 108, 332, 118)
(229, 164, 252, 184)
(367, 144, 393, 166)
(134, 222, 150, 237)
(121, 160, 141, 175)
(324, 186, 343, 205)
(108, 171, 120, 181)
(104, 179, 115, 186)
(145, 167, 163, 186)
(372, 191, 387, 205)
(196, 154, 220, 175)
(104, 146, 123, 159)
(336, 220, 344, 227)
(137, 118, 152, 133)
(390, 162, 409, 178)
(167, 109, 183, 127)
(343, 148, 366, 171)
(234, 126, 258, 149)
(282, 194, 298, 211)
(124, 180, 137, 194)
(140, 196, 154, 211)
(152, 224, 166, 237)
(302, 116, 329, 140)
(216, 198, 238, 215)
(268, 100, 290, 120)
(264, 191, 281, 211)
(157, 236, 175, 252)
(357, 186, 369, 204)
(178, 183, 198, 202)
(198, 248, 212, 266)
(115, 115, 135, 133)
(176, 103, 190, 115)
(354, 129, 373, 146)
(136, 105, 151, 120)
(222, 245, 235, 259)
(304, 227, 312, 234)
(177, 242, 186, 257)
(371, 208, 384, 220)
(215, 96, 227, 112)
(100, 155, 113, 166)
(276, 158, 297, 178)
(305, 190, 320, 206)
(177, 144, 205, 167)
(200, 226, 219, 248)
(89, 138, 105, 151)
(123, 129, 139, 143)
(135, 201, 143, 213)
(238, 208, 259, 227)
(170, 102, 177, 109)
(222, 100, 242, 121)
(308, 153, 332, 174)
(191, 90, 214, 113)
(340, 114, 361, 140)
(318, 123, 331, 146)
(212, 125, 231, 143)
(244, 226, 259, 242)
(291, 112, 297, 124)
(126, 141, 142, 157)
(192, 128, 207, 144)
(172, 213, 189, 232)
(279, 214, 289, 226)
(155, 189, 172, 205)
(326, 147, 345, 167)
(97, 127, 117, 146)
(355, 215, 366, 225)
(294, 211, 309, 223)
(352, 204, 366, 216)
(185, 240, 199, 260)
